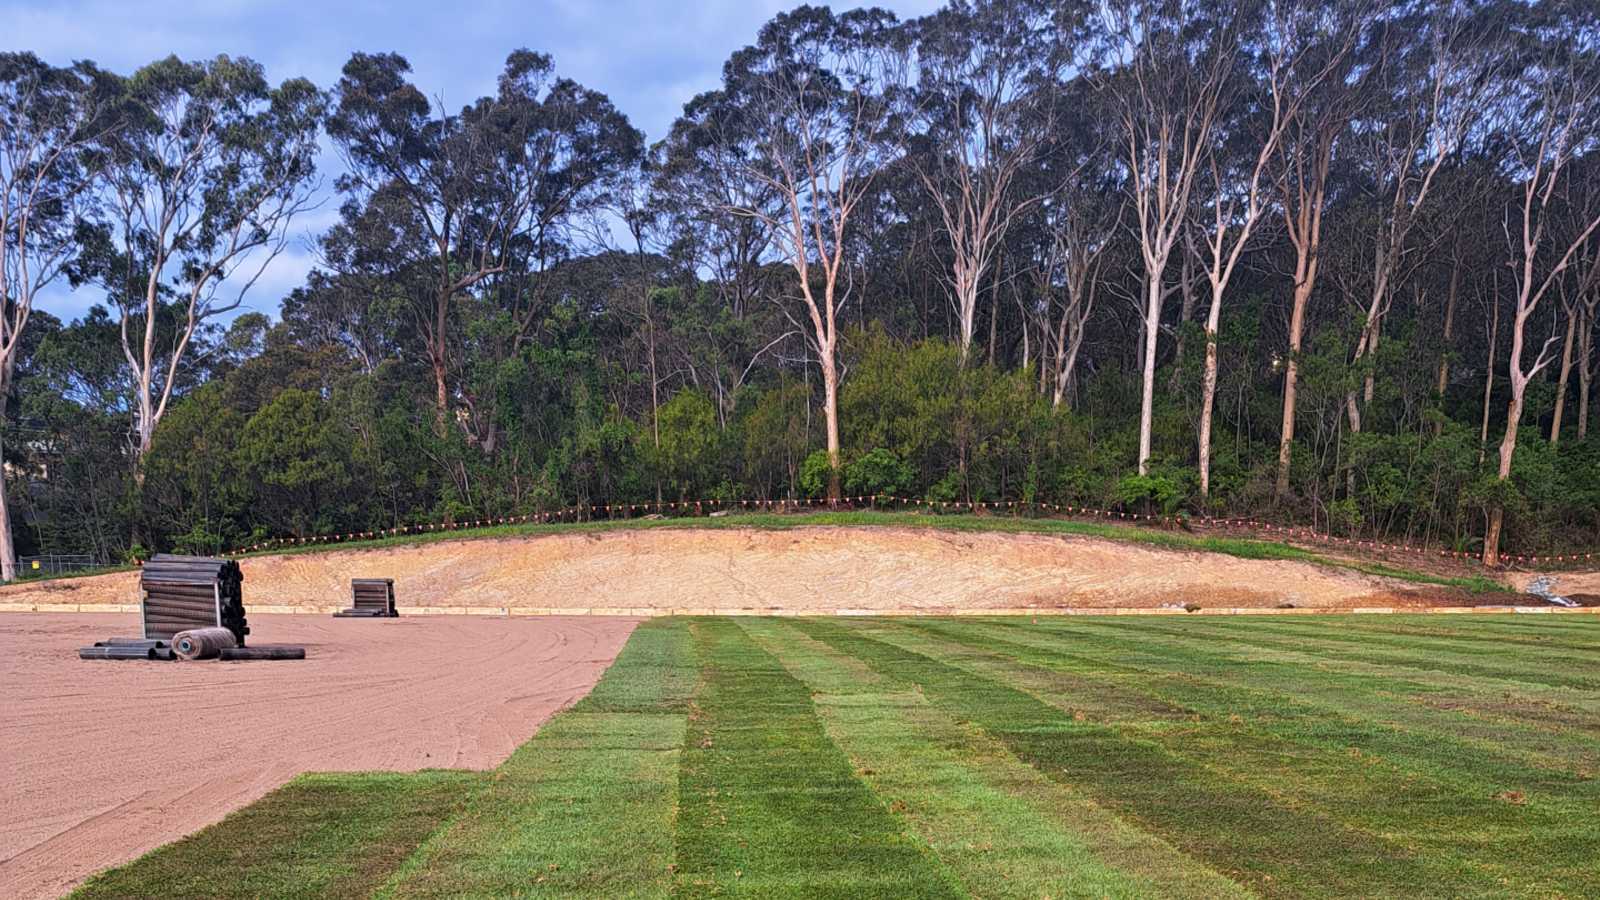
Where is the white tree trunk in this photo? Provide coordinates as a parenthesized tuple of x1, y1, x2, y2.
(1137, 273, 1162, 475)
(1197, 284, 1223, 497)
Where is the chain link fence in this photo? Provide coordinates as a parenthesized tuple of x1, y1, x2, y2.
(19, 554, 97, 577)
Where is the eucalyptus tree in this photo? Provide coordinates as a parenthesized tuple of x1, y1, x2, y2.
(1019, 78, 1121, 410)
(654, 88, 780, 321)
(0, 54, 103, 579)
(652, 90, 798, 428)
(1190, 0, 1335, 499)
(1482, 0, 1600, 565)
(903, 0, 1074, 362)
(1270, 0, 1366, 498)
(1571, 240, 1599, 439)
(87, 55, 323, 463)
(1094, 0, 1239, 476)
(326, 50, 640, 441)
(707, 5, 906, 499)
(1338, 1, 1502, 438)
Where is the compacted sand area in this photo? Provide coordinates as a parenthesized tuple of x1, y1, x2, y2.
(0, 613, 638, 899)
(0, 526, 1458, 614)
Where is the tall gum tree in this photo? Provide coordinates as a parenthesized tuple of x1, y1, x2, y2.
(1191, 0, 1339, 499)
(93, 55, 323, 462)
(1270, 1, 1364, 498)
(1338, 3, 1499, 438)
(904, 0, 1071, 363)
(0, 55, 102, 580)
(710, 6, 905, 499)
(1096, 0, 1237, 476)
(326, 50, 640, 442)
(1482, 3, 1600, 566)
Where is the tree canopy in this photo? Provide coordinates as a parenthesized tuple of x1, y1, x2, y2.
(7, 0, 1600, 570)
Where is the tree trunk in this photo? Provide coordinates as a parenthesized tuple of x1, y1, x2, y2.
(1051, 305, 1078, 410)
(820, 341, 842, 502)
(1197, 286, 1222, 498)
(1276, 270, 1314, 497)
(956, 273, 979, 364)
(0, 392, 14, 582)
(1579, 306, 1592, 440)
(1550, 307, 1576, 445)
(1479, 300, 1499, 465)
(647, 298, 663, 505)
(430, 347, 449, 436)
(1484, 387, 1523, 567)
(1435, 265, 1458, 434)
(1137, 273, 1162, 476)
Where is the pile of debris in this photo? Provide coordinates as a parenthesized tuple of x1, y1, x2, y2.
(1526, 576, 1580, 608)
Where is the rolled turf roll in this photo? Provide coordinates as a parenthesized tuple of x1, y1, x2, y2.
(218, 646, 306, 661)
(171, 626, 237, 661)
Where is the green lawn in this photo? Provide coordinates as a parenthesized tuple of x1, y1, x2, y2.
(75, 615, 1600, 898)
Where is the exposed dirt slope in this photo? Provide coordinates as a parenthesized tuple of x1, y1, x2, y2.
(0, 526, 1464, 612)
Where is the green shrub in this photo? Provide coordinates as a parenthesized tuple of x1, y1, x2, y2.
(844, 448, 914, 497)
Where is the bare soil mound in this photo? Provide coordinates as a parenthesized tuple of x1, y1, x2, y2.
(1, 526, 1462, 613)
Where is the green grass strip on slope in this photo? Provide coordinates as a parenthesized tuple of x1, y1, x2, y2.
(793, 617, 1503, 899)
(736, 618, 1249, 900)
(205, 510, 1501, 593)
(379, 618, 696, 899)
(914, 617, 1600, 896)
(673, 618, 964, 898)
(71, 771, 485, 900)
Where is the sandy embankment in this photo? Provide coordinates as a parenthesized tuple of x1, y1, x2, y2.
(0, 614, 638, 899)
(0, 526, 1458, 614)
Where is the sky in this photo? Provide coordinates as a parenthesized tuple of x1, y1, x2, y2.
(4, 0, 942, 323)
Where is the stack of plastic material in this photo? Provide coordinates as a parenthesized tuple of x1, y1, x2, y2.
(334, 578, 399, 617)
(139, 554, 249, 644)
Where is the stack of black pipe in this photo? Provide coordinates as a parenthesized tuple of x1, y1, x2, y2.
(140, 554, 249, 645)
(335, 578, 398, 617)
(79, 638, 176, 660)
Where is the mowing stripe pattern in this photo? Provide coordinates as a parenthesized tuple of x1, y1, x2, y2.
(73, 614, 1600, 898)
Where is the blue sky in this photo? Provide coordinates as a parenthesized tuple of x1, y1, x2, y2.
(4, 0, 941, 323)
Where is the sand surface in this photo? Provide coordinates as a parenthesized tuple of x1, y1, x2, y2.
(0, 526, 1448, 613)
(0, 613, 638, 899)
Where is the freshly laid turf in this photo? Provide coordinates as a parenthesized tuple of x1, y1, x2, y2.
(72, 771, 485, 899)
(76, 614, 1600, 898)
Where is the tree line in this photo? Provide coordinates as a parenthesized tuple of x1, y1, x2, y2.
(2, 0, 1598, 577)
